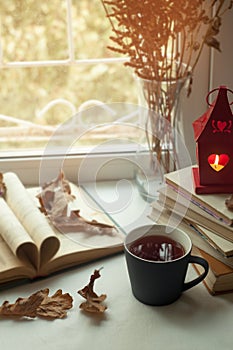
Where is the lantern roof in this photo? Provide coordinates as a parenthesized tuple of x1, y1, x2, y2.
(192, 86, 233, 141)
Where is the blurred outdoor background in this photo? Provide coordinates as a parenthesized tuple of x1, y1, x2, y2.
(0, 0, 138, 150)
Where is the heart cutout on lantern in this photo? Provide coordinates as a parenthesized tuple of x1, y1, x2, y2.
(208, 153, 229, 172)
(217, 121, 227, 132)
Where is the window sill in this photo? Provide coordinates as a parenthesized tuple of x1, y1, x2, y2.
(0, 146, 138, 186)
(82, 179, 153, 235)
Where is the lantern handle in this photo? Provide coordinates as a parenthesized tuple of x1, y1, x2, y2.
(206, 87, 233, 106)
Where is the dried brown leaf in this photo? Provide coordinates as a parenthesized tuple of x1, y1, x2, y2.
(37, 170, 116, 236)
(0, 289, 48, 318)
(78, 269, 107, 313)
(79, 295, 107, 313)
(36, 289, 73, 319)
(54, 209, 116, 235)
(205, 36, 221, 51)
(0, 288, 73, 320)
(37, 169, 74, 217)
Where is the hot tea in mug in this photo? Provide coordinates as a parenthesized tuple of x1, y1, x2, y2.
(124, 225, 209, 306)
(129, 234, 185, 262)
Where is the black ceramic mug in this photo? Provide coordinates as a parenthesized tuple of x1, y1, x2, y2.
(124, 224, 209, 306)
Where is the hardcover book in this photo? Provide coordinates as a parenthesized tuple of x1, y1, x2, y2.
(192, 247, 233, 295)
(164, 166, 233, 226)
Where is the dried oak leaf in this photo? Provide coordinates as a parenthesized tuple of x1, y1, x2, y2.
(0, 288, 73, 320)
(54, 209, 116, 235)
(36, 288, 73, 319)
(37, 169, 75, 217)
(0, 289, 47, 318)
(37, 170, 116, 236)
(78, 269, 107, 313)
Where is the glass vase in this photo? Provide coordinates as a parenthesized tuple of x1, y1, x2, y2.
(135, 74, 191, 202)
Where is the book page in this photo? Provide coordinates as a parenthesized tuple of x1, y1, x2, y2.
(0, 235, 35, 284)
(0, 197, 38, 268)
(3, 172, 60, 269)
(40, 227, 124, 275)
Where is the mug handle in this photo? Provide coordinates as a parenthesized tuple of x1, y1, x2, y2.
(182, 255, 209, 291)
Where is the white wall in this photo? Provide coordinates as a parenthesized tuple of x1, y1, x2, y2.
(180, 10, 233, 164)
(211, 10, 233, 89)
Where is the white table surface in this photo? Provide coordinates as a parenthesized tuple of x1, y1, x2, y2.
(1, 180, 233, 350)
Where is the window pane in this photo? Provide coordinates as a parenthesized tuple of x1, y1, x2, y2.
(0, 64, 137, 150)
(0, 1, 138, 152)
(1, 0, 68, 61)
(72, 0, 119, 59)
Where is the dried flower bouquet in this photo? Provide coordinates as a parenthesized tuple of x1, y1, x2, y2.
(101, 0, 232, 174)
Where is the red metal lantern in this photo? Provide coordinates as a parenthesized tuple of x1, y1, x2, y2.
(192, 86, 233, 194)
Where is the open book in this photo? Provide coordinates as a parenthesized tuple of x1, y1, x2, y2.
(0, 172, 125, 287)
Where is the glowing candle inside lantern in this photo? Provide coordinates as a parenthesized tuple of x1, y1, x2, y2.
(212, 154, 224, 171)
(208, 153, 229, 172)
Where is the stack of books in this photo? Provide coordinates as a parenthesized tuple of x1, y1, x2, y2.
(149, 165, 233, 295)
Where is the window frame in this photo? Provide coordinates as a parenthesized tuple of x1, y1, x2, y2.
(0, 149, 137, 186)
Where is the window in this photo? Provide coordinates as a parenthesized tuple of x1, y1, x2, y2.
(0, 1, 231, 185)
(0, 0, 138, 154)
